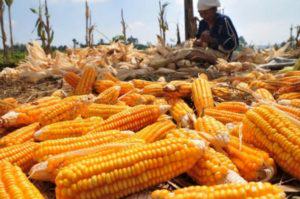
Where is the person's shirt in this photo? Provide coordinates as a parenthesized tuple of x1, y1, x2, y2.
(196, 13, 239, 54)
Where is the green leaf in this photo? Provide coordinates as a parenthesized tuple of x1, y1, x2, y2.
(30, 8, 37, 14)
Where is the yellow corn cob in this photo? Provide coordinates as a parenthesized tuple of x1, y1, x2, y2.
(278, 76, 300, 83)
(157, 114, 172, 122)
(0, 142, 38, 171)
(224, 136, 276, 181)
(142, 83, 165, 97)
(51, 89, 67, 98)
(0, 99, 16, 116)
(194, 116, 228, 135)
(94, 80, 116, 94)
(34, 117, 103, 141)
(103, 72, 119, 82)
(163, 81, 192, 98)
(168, 98, 196, 128)
(38, 95, 92, 126)
(242, 105, 300, 179)
(55, 138, 207, 199)
(236, 82, 250, 91)
(278, 99, 300, 108)
(273, 103, 300, 120)
(188, 147, 243, 185)
(131, 79, 153, 89)
(30, 141, 144, 182)
(90, 105, 169, 133)
(2, 97, 18, 106)
(95, 86, 121, 104)
(211, 86, 231, 99)
(204, 108, 244, 124)
(0, 161, 44, 199)
(215, 102, 249, 114)
(254, 88, 275, 102)
(35, 130, 133, 161)
(152, 182, 285, 199)
(153, 98, 169, 106)
(0, 97, 61, 128)
(0, 123, 40, 147)
(119, 92, 146, 106)
(63, 71, 80, 88)
(192, 78, 214, 116)
(166, 128, 206, 140)
(277, 92, 300, 100)
(142, 94, 157, 104)
(74, 66, 97, 95)
(132, 120, 176, 143)
(249, 80, 276, 91)
(82, 103, 129, 119)
(118, 81, 135, 95)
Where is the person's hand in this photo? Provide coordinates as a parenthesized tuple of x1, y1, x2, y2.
(200, 31, 211, 43)
(193, 39, 203, 47)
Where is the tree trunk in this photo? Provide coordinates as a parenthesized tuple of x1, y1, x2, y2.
(0, 2, 8, 63)
(44, 0, 51, 54)
(184, 0, 196, 40)
(8, 5, 13, 49)
(85, 0, 89, 46)
(176, 23, 181, 45)
(121, 9, 127, 42)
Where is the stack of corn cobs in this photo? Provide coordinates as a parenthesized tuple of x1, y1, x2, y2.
(0, 66, 300, 199)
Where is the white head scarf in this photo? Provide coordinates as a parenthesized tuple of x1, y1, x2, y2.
(198, 0, 221, 11)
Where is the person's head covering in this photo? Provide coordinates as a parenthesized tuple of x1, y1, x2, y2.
(198, 0, 221, 11)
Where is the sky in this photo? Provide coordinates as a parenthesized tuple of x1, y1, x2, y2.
(3, 0, 300, 47)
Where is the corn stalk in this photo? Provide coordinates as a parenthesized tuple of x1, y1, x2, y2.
(85, 0, 94, 47)
(30, 0, 54, 54)
(120, 9, 128, 43)
(158, 0, 169, 45)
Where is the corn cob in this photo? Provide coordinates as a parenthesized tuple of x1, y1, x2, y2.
(63, 71, 80, 88)
(278, 99, 300, 108)
(74, 66, 97, 95)
(0, 123, 40, 147)
(215, 102, 249, 114)
(254, 88, 275, 102)
(276, 83, 300, 95)
(242, 105, 300, 179)
(278, 76, 300, 83)
(199, 73, 208, 80)
(163, 81, 192, 98)
(278, 92, 300, 100)
(204, 108, 244, 124)
(157, 114, 172, 122)
(273, 103, 300, 120)
(94, 80, 116, 93)
(142, 83, 165, 97)
(118, 81, 135, 95)
(152, 182, 285, 199)
(211, 86, 231, 99)
(188, 147, 244, 185)
(0, 161, 44, 199)
(118, 92, 146, 106)
(0, 142, 38, 171)
(51, 89, 67, 98)
(0, 99, 16, 116)
(35, 130, 133, 161)
(55, 138, 207, 199)
(30, 141, 144, 182)
(103, 72, 119, 82)
(90, 105, 169, 133)
(82, 103, 128, 119)
(95, 86, 121, 104)
(2, 97, 18, 106)
(34, 117, 103, 141)
(132, 120, 176, 143)
(166, 128, 206, 140)
(192, 78, 214, 116)
(38, 95, 92, 126)
(224, 136, 276, 181)
(236, 82, 250, 91)
(194, 116, 228, 135)
(142, 94, 156, 104)
(1, 97, 61, 128)
(153, 98, 169, 106)
(131, 79, 153, 89)
(249, 80, 276, 91)
(168, 98, 196, 128)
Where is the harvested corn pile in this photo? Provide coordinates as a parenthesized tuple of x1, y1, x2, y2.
(0, 41, 300, 199)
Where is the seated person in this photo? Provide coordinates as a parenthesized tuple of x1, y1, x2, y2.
(194, 0, 239, 61)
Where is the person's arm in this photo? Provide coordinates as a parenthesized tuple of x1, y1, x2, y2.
(194, 21, 207, 47)
(217, 17, 239, 53)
